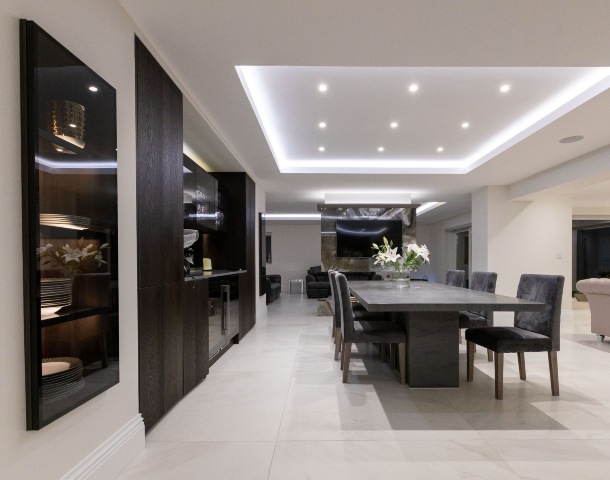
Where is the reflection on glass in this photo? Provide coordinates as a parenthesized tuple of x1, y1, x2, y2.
(21, 20, 119, 429)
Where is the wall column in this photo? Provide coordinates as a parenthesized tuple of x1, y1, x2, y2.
(471, 186, 573, 321)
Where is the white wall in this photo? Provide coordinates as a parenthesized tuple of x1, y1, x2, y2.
(0, 2, 144, 479)
(416, 213, 472, 284)
(266, 221, 321, 292)
(472, 187, 573, 323)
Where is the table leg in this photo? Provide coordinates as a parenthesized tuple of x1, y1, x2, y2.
(398, 311, 460, 388)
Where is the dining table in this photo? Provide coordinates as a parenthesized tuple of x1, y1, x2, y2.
(348, 280, 546, 388)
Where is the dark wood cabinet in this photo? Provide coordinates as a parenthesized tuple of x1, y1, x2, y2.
(135, 37, 183, 288)
(138, 283, 183, 428)
(183, 279, 209, 394)
(208, 173, 256, 338)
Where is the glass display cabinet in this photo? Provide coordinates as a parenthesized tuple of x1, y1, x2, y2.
(20, 20, 119, 429)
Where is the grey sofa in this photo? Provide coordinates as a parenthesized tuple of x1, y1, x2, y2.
(305, 266, 382, 298)
(266, 274, 281, 304)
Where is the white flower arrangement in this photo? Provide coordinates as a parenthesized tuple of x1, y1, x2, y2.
(38, 238, 108, 279)
(372, 236, 430, 275)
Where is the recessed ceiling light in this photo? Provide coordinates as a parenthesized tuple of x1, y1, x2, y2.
(408, 83, 419, 93)
(500, 84, 511, 93)
(88, 86, 98, 92)
(69, 123, 77, 128)
(390, 121, 398, 129)
(377, 147, 385, 152)
(461, 122, 470, 129)
(56, 147, 63, 152)
(559, 135, 584, 144)
(318, 83, 328, 92)
(437, 147, 444, 152)
(318, 146, 325, 152)
(318, 121, 327, 129)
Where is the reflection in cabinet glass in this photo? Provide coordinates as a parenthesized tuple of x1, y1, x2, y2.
(20, 20, 119, 429)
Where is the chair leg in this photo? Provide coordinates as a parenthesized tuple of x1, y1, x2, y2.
(548, 350, 559, 396)
(334, 330, 342, 361)
(494, 352, 504, 400)
(399, 343, 406, 384)
(331, 316, 335, 338)
(340, 340, 344, 370)
(466, 341, 475, 381)
(487, 349, 493, 362)
(517, 352, 526, 380)
(342, 342, 352, 383)
(380, 343, 388, 362)
(390, 343, 397, 367)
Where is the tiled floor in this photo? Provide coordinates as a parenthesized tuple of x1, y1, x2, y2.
(117, 295, 610, 479)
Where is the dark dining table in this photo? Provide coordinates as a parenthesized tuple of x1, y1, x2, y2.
(348, 280, 546, 388)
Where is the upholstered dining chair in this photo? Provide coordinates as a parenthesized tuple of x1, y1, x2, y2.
(329, 270, 389, 361)
(335, 273, 407, 384)
(445, 269, 466, 288)
(465, 274, 564, 399)
(459, 271, 498, 362)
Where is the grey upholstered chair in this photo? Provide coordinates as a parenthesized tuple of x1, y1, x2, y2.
(335, 273, 407, 384)
(459, 271, 498, 361)
(329, 271, 388, 361)
(445, 269, 466, 288)
(466, 274, 564, 399)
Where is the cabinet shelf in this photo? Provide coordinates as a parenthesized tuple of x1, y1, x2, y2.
(41, 306, 107, 328)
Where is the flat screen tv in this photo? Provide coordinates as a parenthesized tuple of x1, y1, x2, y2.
(336, 219, 402, 258)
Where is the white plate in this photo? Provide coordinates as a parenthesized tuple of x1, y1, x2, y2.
(42, 361, 71, 376)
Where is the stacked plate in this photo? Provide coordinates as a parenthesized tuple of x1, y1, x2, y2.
(41, 357, 84, 403)
(40, 213, 90, 230)
(40, 278, 72, 316)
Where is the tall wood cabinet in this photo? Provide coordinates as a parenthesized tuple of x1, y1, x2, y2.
(135, 37, 185, 429)
(135, 38, 256, 430)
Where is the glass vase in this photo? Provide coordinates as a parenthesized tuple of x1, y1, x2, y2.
(392, 269, 412, 288)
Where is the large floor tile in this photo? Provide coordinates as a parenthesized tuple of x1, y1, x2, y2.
(116, 441, 274, 480)
(269, 440, 520, 480)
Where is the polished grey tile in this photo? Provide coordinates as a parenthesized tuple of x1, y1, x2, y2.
(117, 296, 610, 480)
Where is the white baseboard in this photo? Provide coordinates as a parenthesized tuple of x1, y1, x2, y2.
(60, 414, 145, 480)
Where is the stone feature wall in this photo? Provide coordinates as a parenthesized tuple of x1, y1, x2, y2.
(318, 205, 417, 271)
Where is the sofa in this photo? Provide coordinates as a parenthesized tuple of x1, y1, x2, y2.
(305, 266, 382, 298)
(575, 278, 610, 341)
(266, 274, 281, 304)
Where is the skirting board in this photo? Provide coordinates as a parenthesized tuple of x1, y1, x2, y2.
(60, 415, 145, 480)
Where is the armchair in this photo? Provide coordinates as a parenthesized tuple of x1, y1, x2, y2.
(575, 278, 610, 341)
(265, 274, 281, 304)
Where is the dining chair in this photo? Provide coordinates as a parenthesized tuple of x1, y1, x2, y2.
(465, 274, 564, 399)
(329, 270, 389, 361)
(335, 272, 407, 384)
(459, 271, 498, 362)
(445, 269, 465, 288)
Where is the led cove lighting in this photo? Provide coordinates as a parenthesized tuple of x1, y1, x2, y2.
(263, 213, 322, 221)
(408, 83, 419, 92)
(500, 84, 511, 93)
(416, 202, 446, 215)
(88, 86, 98, 92)
(318, 121, 327, 129)
(390, 121, 398, 128)
(318, 83, 328, 92)
(236, 65, 610, 174)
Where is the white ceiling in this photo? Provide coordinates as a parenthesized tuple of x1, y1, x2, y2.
(119, 0, 610, 223)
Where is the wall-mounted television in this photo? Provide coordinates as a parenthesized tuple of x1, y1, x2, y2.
(336, 219, 402, 258)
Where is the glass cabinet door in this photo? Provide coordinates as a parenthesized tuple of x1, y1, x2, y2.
(21, 20, 119, 429)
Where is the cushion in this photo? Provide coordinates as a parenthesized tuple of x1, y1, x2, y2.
(350, 320, 407, 344)
(459, 311, 488, 329)
(465, 326, 552, 353)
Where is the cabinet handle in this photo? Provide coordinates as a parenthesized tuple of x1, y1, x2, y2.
(221, 284, 230, 333)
